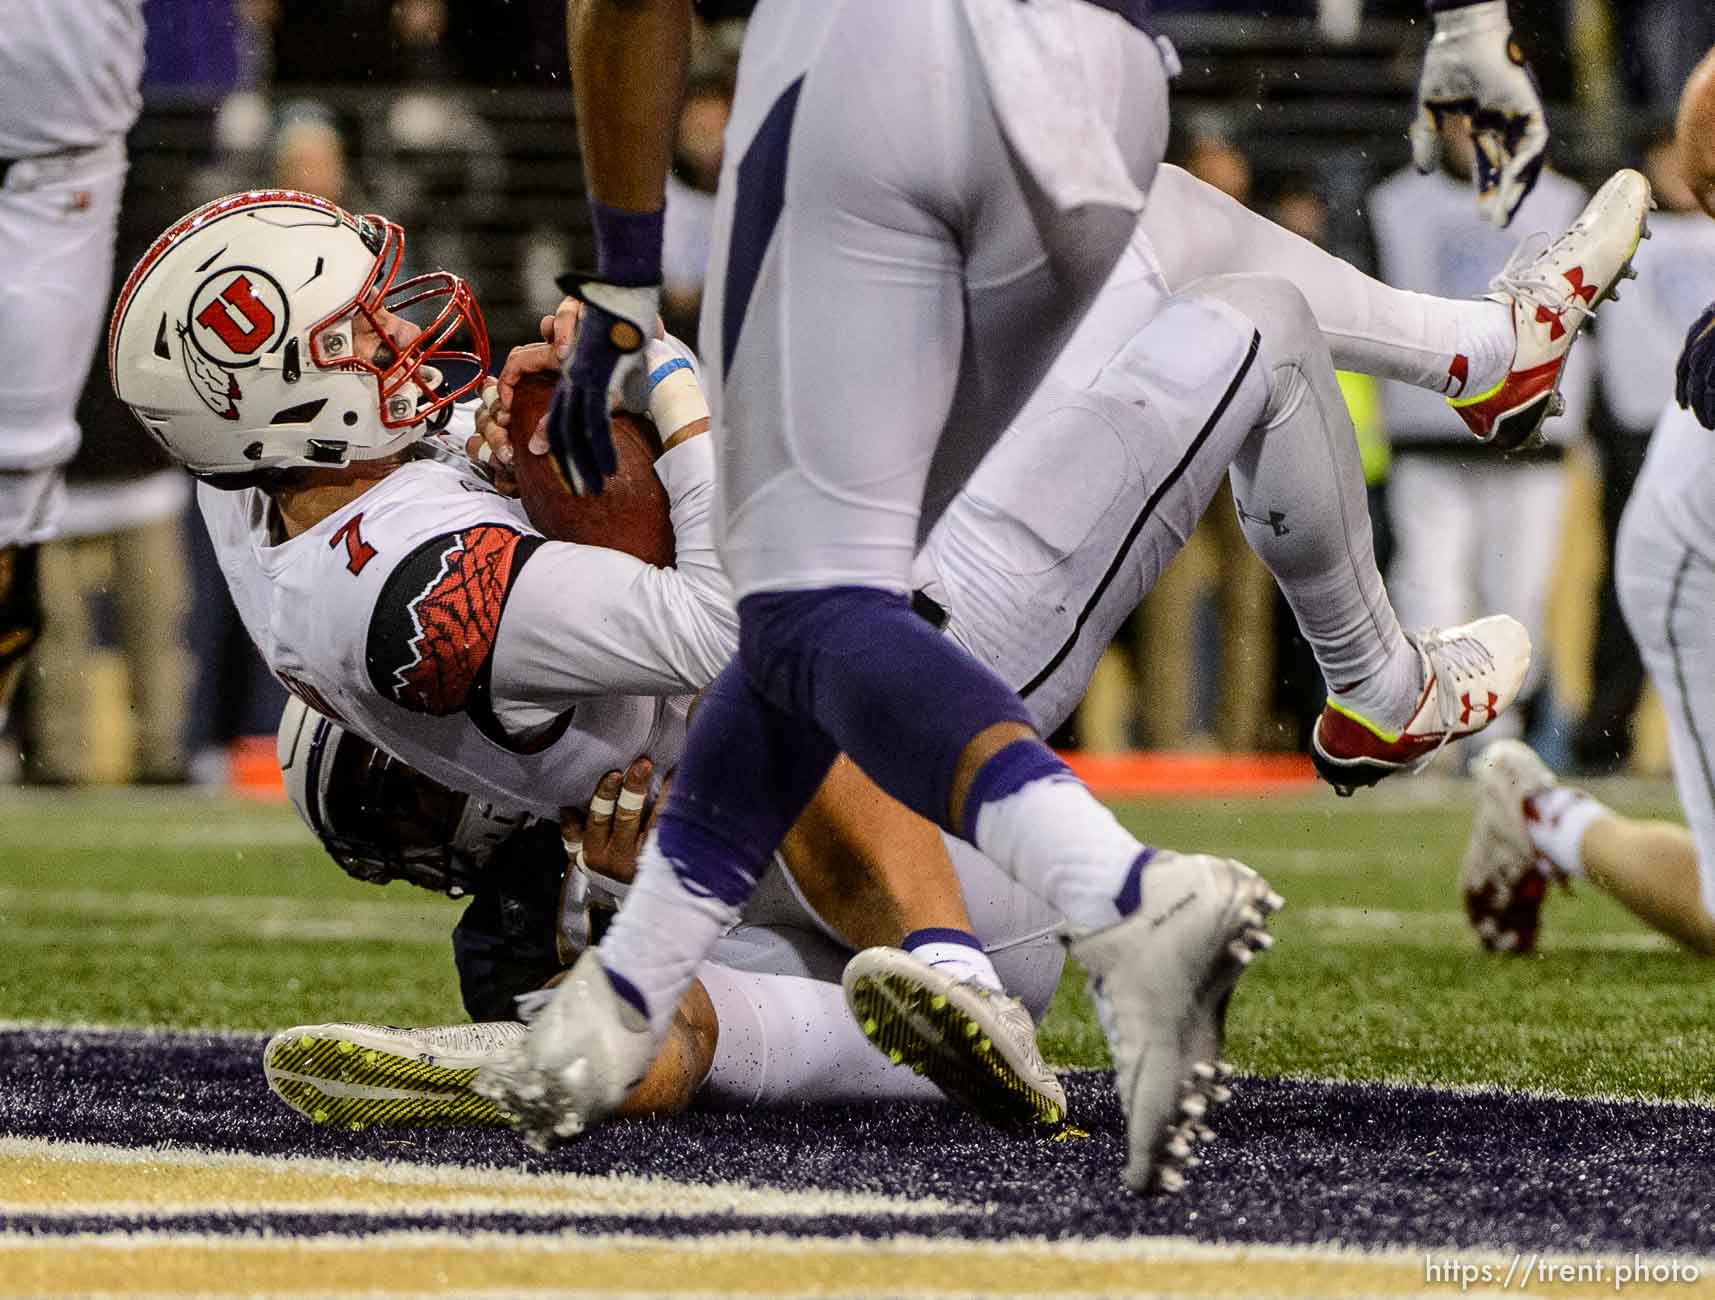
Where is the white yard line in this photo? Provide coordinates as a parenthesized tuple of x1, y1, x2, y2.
(0, 887, 451, 944)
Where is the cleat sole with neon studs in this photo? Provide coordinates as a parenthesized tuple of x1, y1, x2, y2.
(843, 947, 1066, 1128)
(263, 1022, 525, 1129)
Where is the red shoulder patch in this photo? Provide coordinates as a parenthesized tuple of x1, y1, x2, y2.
(366, 526, 537, 716)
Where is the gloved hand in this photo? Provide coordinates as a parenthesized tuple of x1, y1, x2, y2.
(544, 273, 661, 495)
(1676, 301, 1715, 430)
(1410, 0, 1548, 228)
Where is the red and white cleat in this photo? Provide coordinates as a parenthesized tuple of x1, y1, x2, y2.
(1450, 169, 1652, 452)
(1311, 615, 1532, 795)
(1462, 739, 1569, 954)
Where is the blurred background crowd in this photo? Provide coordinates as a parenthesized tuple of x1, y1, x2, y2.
(8, 0, 1715, 789)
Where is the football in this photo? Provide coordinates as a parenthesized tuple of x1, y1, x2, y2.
(505, 370, 677, 568)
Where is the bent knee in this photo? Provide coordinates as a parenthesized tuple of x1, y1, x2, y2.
(1181, 271, 1319, 356)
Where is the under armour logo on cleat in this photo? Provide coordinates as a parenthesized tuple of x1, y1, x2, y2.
(1458, 691, 1499, 725)
(1564, 266, 1599, 306)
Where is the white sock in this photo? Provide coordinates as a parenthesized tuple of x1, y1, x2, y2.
(1329, 636, 1426, 733)
(695, 964, 943, 1108)
(970, 773, 1148, 932)
(1451, 298, 1516, 396)
(1142, 165, 1516, 396)
(597, 836, 745, 1042)
(901, 928, 1004, 993)
(1524, 786, 1608, 880)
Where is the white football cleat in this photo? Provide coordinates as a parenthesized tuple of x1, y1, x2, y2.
(1463, 739, 1569, 954)
(472, 949, 655, 1150)
(843, 947, 1067, 1128)
(1312, 614, 1532, 795)
(1450, 169, 1651, 451)
(263, 1020, 524, 1130)
(1067, 851, 1282, 1194)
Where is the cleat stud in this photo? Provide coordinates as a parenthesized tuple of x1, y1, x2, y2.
(862, 1018, 878, 1036)
(336, 1041, 355, 1055)
(1180, 1094, 1208, 1120)
(930, 995, 947, 1011)
(311, 1108, 329, 1124)
(1209, 1087, 1233, 1105)
(1249, 930, 1275, 952)
(1191, 1062, 1215, 1083)
(1194, 1123, 1217, 1142)
(1156, 1167, 1186, 1194)
(976, 1038, 992, 1054)
(1215, 1061, 1234, 1078)
(1264, 891, 1285, 913)
(889, 1049, 904, 1065)
(362, 1051, 381, 1066)
(1228, 941, 1254, 966)
(1238, 906, 1263, 928)
(963, 1021, 979, 1039)
(1165, 1135, 1192, 1160)
(297, 1035, 315, 1049)
(1185, 1154, 1203, 1168)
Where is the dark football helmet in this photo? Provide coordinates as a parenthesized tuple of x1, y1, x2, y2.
(277, 696, 526, 897)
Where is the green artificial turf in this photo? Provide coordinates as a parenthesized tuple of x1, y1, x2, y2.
(2, 782, 1709, 1100)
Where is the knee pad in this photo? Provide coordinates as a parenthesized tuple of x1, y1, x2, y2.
(1182, 272, 1322, 405)
(736, 587, 907, 715)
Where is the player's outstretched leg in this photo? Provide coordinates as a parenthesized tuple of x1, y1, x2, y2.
(1463, 739, 1715, 955)
(1185, 272, 1530, 793)
(1142, 165, 1652, 453)
(736, 587, 1280, 1191)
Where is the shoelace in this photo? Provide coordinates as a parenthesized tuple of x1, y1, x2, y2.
(1409, 628, 1499, 773)
(1489, 232, 1597, 328)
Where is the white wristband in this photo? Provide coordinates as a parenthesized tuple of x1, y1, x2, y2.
(647, 358, 710, 441)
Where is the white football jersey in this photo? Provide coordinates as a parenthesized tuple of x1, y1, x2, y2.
(0, 0, 145, 158)
(200, 430, 735, 819)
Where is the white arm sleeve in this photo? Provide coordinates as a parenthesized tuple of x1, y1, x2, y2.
(486, 436, 737, 723)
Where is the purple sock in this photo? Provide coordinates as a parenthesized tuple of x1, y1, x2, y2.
(589, 197, 664, 286)
(737, 587, 1034, 832)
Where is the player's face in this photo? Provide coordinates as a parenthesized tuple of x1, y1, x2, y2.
(349, 305, 422, 368)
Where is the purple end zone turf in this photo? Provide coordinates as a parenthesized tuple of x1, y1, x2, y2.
(3, 1027, 1713, 1253)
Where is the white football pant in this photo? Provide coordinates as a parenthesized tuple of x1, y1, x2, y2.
(1616, 402, 1715, 918)
(702, 0, 1171, 598)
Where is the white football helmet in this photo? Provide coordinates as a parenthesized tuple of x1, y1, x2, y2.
(277, 695, 526, 898)
(109, 189, 488, 481)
